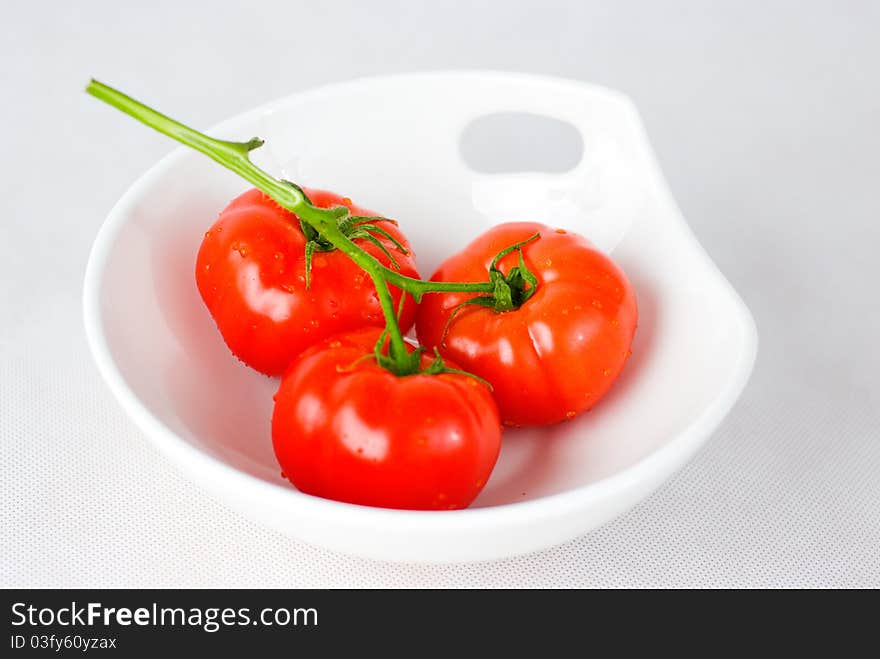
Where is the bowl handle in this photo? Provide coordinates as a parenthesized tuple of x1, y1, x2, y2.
(452, 74, 649, 253)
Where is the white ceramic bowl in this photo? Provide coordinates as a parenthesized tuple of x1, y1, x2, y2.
(84, 72, 757, 563)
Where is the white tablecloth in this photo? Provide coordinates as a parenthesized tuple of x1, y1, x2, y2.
(2, 0, 878, 587)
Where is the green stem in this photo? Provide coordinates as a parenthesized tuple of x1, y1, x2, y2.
(87, 80, 302, 209)
(382, 269, 494, 301)
(307, 215, 411, 364)
(86, 79, 502, 372)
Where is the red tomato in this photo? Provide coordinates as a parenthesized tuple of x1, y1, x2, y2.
(415, 222, 637, 427)
(196, 188, 419, 376)
(271, 327, 502, 510)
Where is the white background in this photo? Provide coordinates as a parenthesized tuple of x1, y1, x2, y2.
(2, 1, 878, 587)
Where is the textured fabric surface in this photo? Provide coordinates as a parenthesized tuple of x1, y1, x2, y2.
(2, 0, 878, 588)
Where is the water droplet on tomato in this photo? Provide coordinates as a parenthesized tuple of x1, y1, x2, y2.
(592, 299, 603, 310)
(603, 368, 611, 376)
(274, 252, 283, 260)
(611, 318, 620, 327)
(329, 340, 342, 348)
(565, 411, 577, 419)
(544, 258, 553, 267)
(555, 228, 567, 234)
(204, 264, 211, 272)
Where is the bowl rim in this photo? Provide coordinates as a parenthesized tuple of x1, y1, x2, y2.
(83, 70, 758, 531)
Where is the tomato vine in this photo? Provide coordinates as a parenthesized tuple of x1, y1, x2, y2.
(86, 79, 538, 377)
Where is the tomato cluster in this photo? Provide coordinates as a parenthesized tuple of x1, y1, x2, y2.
(88, 81, 638, 512)
(196, 189, 637, 510)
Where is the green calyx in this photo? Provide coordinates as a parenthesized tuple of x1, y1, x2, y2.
(442, 233, 541, 337)
(486, 233, 541, 312)
(367, 329, 491, 386)
(418, 347, 493, 389)
(287, 182, 409, 289)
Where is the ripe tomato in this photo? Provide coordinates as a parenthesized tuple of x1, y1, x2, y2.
(415, 222, 638, 427)
(271, 327, 502, 510)
(196, 188, 419, 376)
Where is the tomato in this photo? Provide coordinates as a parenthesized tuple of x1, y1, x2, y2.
(415, 222, 638, 427)
(196, 188, 419, 376)
(271, 327, 502, 510)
